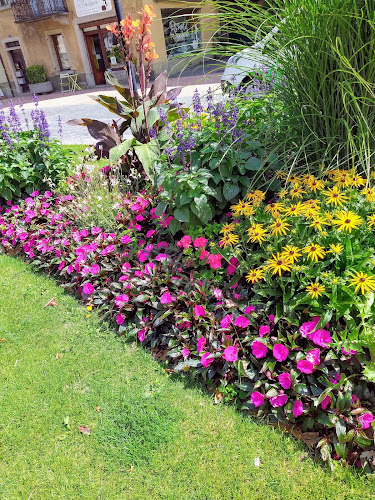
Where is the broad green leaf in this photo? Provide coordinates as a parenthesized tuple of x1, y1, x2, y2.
(173, 206, 190, 223)
(222, 183, 241, 201)
(109, 139, 134, 164)
(133, 139, 160, 181)
(245, 156, 262, 170)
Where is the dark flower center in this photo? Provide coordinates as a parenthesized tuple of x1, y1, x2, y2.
(311, 247, 316, 252)
(345, 219, 351, 224)
(360, 277, 366, 282)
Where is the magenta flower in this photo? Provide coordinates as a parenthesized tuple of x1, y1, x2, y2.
(83, 283, 94, 295)
(146, 230, 155, 238)
(251, 341, 268, 359)
(90, 264, 100, 275)
(199, 250, 210, 260)
(121, 234, 132, 244)
(222, 346, 238, 363)
(310, 328, 332, 347)
(270, 393, 288, 408)
(116, 314, 125, 325)
(299, 316, 320, 337)
(193, 237, 208, 248)
(213, 288, 223, 300)
(101, 245, 115, 256)
(251, 391, 265, 407)
(305, 348, 320, 366)
(207, 254, 222, 269)
(160, 291, 172, 304)
(194, 305, 206, 317)
(91, 227, 102, 235)
(341, 345, 357, 355)
(144, 263, 155, 275)
(273, 344, 289, 362)
(329, 373, 341, 385)
(293, 400, 304, 418)
(181, 348, 190, 358)
(360, 413, 374, 429)
(177, 235, 192, 249)
(296, 359, 314, 374)
(259, 325, 270, 337)
(115, 294, 129, 308)
(244, 305, 255, 314)
(278, 372, 292, 389)
(321, 395, 332, 410)
(138, 329, 146, 342)
(31, 190, 39, 197)
(352, 395, 360, 406)
(234, 316, 250, 328)
(155, 253, 167, 261)
(201, 352, 214, 367)
(197, 336, 206, 353)
(220, 314, 232, 329)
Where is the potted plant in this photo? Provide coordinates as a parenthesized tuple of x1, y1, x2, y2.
(25, 65, 53, 94)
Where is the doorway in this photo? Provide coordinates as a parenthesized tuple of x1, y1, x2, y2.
(8, 46, 29, 93)
(85, 33, 106, 85)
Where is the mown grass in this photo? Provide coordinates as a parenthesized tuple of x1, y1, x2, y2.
(0, 255, 374, 499)
(61, 144, 108, 169)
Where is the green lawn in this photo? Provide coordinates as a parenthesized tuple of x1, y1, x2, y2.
(0, 254, 374, 499)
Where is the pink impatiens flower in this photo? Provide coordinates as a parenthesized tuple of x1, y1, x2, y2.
(221, 314, 232, 329)
(193, 237, 208, 248)
(116, 314, 125, 325)
(197, 337, 206, 353)
(115, 294, 129, 308)
(251, 391, 265, 407)
(201, 352, 214, 367)
(360, 413, 374, 429)
(321, 395, 332, 410)
(251, 341, 268, 359)
(270, 393, 288, 408)
(181, 348, 190, 358)
(83, 283, 94, 295)
(160, 291, 172, 304)
(194, 305, 205, 317)
(305, 348, 320, 366)
(293, 400, 304, 418)
(138, 329, 146, 342)
(121, 234, 132, 244)
(278, 372, 292, 389)
(213, 288, 223, 300)
(177, 235, 192, 249)
(233, 316, 250, 328)
(222, 346, 238, 363)
(90, 264, 100, 275)
(207, 254, 222, 269)
(296, 359, 315, 374)
(341, 345, 357, 355)
(244, 305, 255, 314)
(259, 325, 270, 337)
(299, 316, 320, 337)
(310, 328, 332, 347)
(273, 344, 289, 362)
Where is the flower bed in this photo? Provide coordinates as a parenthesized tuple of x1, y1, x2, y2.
(1, 172, 375, 471)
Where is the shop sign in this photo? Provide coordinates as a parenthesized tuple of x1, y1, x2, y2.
(74, 0, 112, 17)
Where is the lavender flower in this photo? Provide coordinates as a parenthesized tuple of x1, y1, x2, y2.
(192, 89, 204, 114)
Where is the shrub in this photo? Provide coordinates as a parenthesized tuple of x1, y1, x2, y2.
(25, 65, 46, 84)
(0, 100, 73, 200)
(156, 91, 281, 231)
(1, 181, 375, 471)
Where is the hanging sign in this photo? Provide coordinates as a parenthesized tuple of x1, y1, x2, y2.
(74, 0, 112, 17)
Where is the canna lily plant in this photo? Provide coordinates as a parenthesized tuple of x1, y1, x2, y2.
(69, 5, 181, 181)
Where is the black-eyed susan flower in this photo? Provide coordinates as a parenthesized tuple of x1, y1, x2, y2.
(245, 268, 265, 283)
(309, 216, 329, 232)
(303, 243, 326, 262)
(361, 187, 375, 202)
(351, 175, 366, 188)
(368, 214, 375, 228)
(306, 282, 326, 299)
(324, 186, 348, 207)
(281, 245, 302, 264)
(269, 218, 290, 236)
(332, 210, 363, 233)
(219, 233, 239, 247)
(306, 177, 325, 192)
(276, 170, 287, 180)
(264, 253, 292, 275)
(278, 188, 288, 199)
(231, 200, 252, 216)
(247, 224, 267, 243)
(289, 184, 306, 199)
(348, 271, 375, 294)
(329, 243, 344, 254)
(264, 202, 285, 217)
(283, 202, 306, 217)
(220, 222, 236, 235)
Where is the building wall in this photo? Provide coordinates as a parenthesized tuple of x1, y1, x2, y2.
(0, 0, 217, 95)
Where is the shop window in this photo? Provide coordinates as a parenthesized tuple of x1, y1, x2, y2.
(102, 31, 123, 67)
(51, 34, 71, 71)
(0, 0, 12, 7)
(162, 9, 201, 59)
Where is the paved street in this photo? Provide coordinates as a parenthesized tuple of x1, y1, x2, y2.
(0, 72, 222, 145)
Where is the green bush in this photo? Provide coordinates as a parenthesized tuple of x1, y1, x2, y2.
(25, 65, 46, 84)
(0, 130, 73, 199)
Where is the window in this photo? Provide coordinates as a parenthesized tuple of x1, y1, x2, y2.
(5, 41, 20, 48)
(51, 34, 71, 71)
(162, 9, 201, 59)
(0, 0, 12, 7)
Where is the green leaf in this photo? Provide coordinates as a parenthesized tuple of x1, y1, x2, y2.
(173, 206, 190, 223)
(222, 183, 240, 201)
(133, 139, 160, 181)
(354, 434, 373, 447)
(180, 192, 192, 205)
(109, 139, 134, 164)
(245, 157, 262, 170)
(335, 419, 347, 442)
(155, 201, 167, 217)
(168, 218, 181, 235)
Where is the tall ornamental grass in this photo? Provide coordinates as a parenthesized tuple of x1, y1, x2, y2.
(204, 0, 375, 177)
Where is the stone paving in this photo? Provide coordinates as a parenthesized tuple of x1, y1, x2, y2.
(0, 72, 223, 145)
